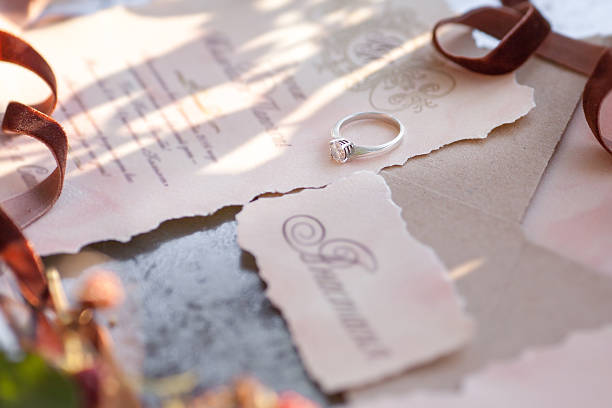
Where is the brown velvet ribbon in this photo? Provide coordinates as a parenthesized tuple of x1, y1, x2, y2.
(0, 31, 66, 308)
(432, 0, 612, 155)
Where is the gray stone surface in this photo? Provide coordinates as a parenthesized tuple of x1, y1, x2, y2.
(46, 207, 341, 406)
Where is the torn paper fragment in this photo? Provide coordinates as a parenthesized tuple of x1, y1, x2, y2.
(3, 0, 534, 254)
(350, 325, 612, 408)
(236, 171, 473, 392)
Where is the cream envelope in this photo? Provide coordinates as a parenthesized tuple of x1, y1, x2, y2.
(523, 105, 612, 275)
(350, 37, 612, 402)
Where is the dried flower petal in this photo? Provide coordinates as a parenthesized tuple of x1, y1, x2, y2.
(235, 377, 278, 408)
(78, 270, 125, 309)
(277, 392, 320, 408)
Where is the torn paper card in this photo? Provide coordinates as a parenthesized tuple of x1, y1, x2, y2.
(349, 325, 612, 408)
(0, 0, 533, 254)
(236, 171, 473, 392)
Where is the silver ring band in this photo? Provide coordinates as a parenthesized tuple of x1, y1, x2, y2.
(329, 111, 405, 163)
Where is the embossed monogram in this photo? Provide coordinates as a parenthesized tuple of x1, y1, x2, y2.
(318, 7, 456, 113)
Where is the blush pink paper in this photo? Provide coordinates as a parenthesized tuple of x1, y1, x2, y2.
(0, 0, 533, 255)
(236, 171, 473, 392)
(350, 326, 612, 408)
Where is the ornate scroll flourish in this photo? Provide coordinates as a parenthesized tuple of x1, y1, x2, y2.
(432, 0, 612, 156)
(318, 8, 456, 114)
(368, 59, 455, 113)
(282, 215, 377, 273)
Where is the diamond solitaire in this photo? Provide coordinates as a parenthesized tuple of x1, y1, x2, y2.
(329, 112, 405, 164)
(329, 139, 354, 163)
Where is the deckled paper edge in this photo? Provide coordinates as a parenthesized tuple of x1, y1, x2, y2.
(36, 79, 534, 256)
(24, 7, 537, 256)
(349, 323, 612, 405)
(236, 171, 474, 392)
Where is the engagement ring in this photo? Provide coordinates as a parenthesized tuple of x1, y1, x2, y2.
(329, 111, 405, 164)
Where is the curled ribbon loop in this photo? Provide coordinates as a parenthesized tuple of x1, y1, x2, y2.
(432, 3, 551, 75)
(0, 31, 57, 115)
(0, 32, 68, 307)
(583, 50, 612, 154)
(2, 103, 67, 228)
(432, 0, 612, 157)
